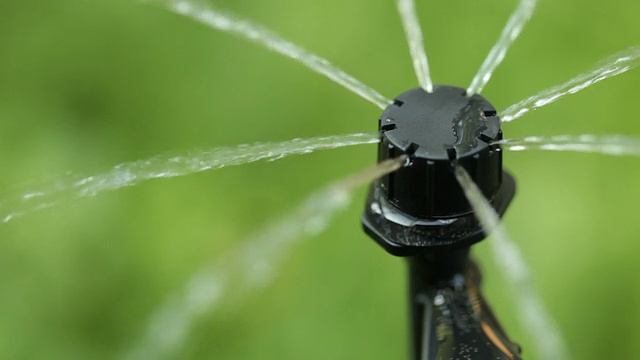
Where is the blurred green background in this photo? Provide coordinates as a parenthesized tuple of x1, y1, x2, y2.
(1, 0, 639, 359)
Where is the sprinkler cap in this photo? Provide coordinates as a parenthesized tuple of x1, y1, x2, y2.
(362, 85, 516, 255)
(378, 86, 502, 218)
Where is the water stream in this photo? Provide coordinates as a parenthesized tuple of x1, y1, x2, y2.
(454, 165, 570, 360)
(124, 156, 406, 360)
(3, 0, 639, 359)
(467, 0, 537, 95)
(149, 0, 392, 109)
(501, 46, 640, 122)
(0, 133, 379, 224)
(496, 134, 640, 156)
(396, 0, 433, 92)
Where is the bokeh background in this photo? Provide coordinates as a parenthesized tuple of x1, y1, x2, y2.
(1, 0, 639, 359)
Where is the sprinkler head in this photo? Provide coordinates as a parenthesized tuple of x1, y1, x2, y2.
(362, 85, 516, 256)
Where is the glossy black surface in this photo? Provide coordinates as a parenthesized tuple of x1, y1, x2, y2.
(408, 252, 522, 360)
(378, 86, 502, 218)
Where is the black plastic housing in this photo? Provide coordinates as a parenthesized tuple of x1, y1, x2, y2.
(362, 85, 515, 255)
(379, 86, 502, 217)
(407, 251, 522, 359)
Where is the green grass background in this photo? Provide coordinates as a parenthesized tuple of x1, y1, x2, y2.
(0, 0, 639, 359)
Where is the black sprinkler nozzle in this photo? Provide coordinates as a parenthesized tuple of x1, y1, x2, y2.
(362, 85, 516, 256)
